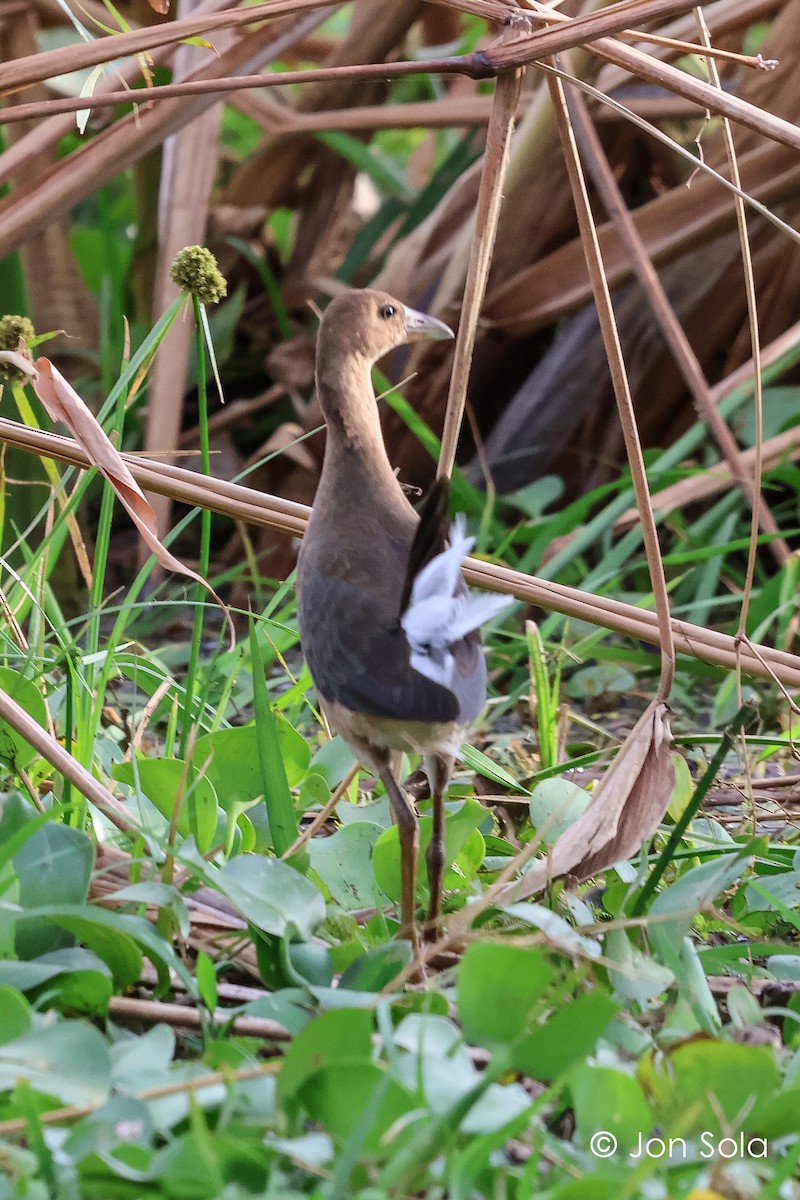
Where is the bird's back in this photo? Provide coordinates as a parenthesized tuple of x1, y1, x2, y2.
(298, 478, 488, 728)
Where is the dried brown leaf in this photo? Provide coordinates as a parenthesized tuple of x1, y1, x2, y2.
(499, 702, 675, 901)
(0, 351, 231, 638)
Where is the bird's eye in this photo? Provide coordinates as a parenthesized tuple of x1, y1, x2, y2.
(378, 304, 396, 319)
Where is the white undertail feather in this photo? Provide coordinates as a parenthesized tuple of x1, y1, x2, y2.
(400, 515, 512, 688)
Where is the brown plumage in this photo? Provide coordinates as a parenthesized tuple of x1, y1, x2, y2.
(297, 289, 508, 956)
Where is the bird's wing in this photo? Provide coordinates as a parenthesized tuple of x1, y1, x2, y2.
(299, 569, 461, 724)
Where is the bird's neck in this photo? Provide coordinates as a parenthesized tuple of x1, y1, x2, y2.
(316, 354, 400, 493)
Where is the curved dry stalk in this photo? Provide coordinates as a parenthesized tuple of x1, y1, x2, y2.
(548, 62, 675, 700)
(437, 17, 527, 480)
(561, 78, 790, 566)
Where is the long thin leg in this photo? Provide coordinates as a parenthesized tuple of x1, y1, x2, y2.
(423, 752, 453, 943)
(378, 762, 420, 957)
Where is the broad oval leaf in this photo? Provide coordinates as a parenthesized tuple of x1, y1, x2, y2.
(214, 855, 325, 941)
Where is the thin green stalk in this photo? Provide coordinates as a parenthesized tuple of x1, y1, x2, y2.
(179, 296, 213, 759)
(632, 703, 753, 916)
(80, 377, 129, 779)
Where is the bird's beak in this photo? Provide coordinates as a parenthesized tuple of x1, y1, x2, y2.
(402, 305, 454, 342)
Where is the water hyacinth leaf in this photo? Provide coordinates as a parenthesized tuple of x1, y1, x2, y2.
(278, 1008, 373, 1103)
(110, 1025, 177, 1093)
(605, 928, 675, 1003)
(339, 942, 413, 992)
(528, 778, 592, 845)
(514, 991, 618, 1081)
(571, 1064, 652, 1153)
(458, 942, 554, 1046)
(194, 718, 310, 802)
(0, 1021, 111, 1106)
(214, 855, 325, 941)
(0, 986, 31, 1044)
(31, 948, 114, 1017)
(502, 902, 601, 958)
(113, 758, 218, 852)
(298, 1062, 414, 1152)
(12, 821, 94, 958)
(12, 906, 182, 990)
(638, 1040, 780, 1136)
(310, 821, 384, 911)
(241, 988, 314, 1038)
(106, 881, 191, 939)
(649, 853, 750, 960)
(0, 667, 49, 771)
(13, 820, 93, 909)
(373, 799, 486, 903)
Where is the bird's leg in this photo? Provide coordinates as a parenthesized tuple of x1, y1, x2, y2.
(378, 761, 420, 957)
(423, 753, 453, 943)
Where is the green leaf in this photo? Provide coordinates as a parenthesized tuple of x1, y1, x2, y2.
(372, 799, 486, 903)
(339, 942, 413, 992)
(649, 853, 750, 959)
(310, 821, 383, 911)
(0, 1020, 110, 1106)
(458, 942, 554, 1046)
(196, 950, 218, 1014)
(0, 985, 31, 1043)
(214, 855, 325, 941)
(0, 667, 49, 771)
(113, 758, 218, 852)
(571, 1064, 651, 1154)
(314, 130, 411, 199)
(638, 1039, 780, 1136)
(605, 928, 675, 1003)
(13, 906, 183, 991)
(514, 991, 618, 1081)
(460, 745, 528, 793)
(278, 1008, 373, 1102)
(298, 1062, 414, 1152)
(248, 614, 304, 865)
(12, 821, 94, 958)
(529, 778, 592, 845)
(31, 947, 113, 1016)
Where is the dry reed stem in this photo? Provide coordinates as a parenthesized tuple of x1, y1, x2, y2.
(0, 685, 139, 833)
(562, 82, 790, 566)
(437, 18, 526, 481)
(615, 421, 800, 526)
(0, 0, 236, 187)
(693, 7, 768, 647)
(281, 763, 359, 859)
(511, 0, 800, 152)
(0, 0, 341, 92)
(597, 0, 782, 92)
(2, 416, 799, 687)
(4, 0, 794, 160)
(0, 1062, 281, 1137)
(548, 62, 675, 700)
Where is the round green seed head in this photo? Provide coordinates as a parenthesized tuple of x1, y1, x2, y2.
(0, 315, 35, 380)
(170, 246, 227, 305)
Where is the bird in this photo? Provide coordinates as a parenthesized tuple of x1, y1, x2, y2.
(297, 289, 510, 956)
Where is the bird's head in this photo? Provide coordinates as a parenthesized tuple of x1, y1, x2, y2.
(318, 289, 453, 366)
